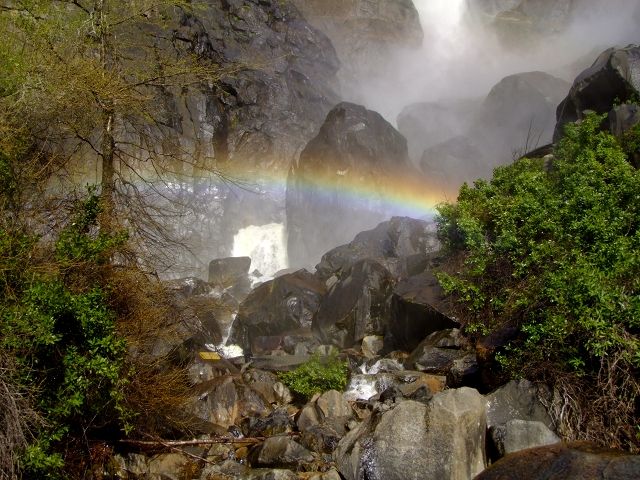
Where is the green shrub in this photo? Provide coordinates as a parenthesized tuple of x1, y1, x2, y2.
(0, 189, 130, 479)
(278, 354, 349, 399)
(436, 113, 640, 450)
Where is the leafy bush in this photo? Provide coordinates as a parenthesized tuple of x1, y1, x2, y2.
(436, 113, 640, 450)
(278, 354, 349, 399)
(0, 190, 130, 479)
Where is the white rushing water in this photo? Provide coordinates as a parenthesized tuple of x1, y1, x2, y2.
(344, 374, 380, 402)
(232, 223, 288, 285)
(205, 312, 245, 359)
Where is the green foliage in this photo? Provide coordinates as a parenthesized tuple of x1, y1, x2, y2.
(55, 189, 128, 264)
(278, 354, 349, 399)
(0, 190, 130, 479)
(436, 113, 640, 377)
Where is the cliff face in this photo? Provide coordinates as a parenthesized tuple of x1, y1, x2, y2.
(172, 0, 340, 173)
(125, 0, 343, 275)
(291, 0, 423, 101)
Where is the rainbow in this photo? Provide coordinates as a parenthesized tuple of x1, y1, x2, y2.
(66, 155, 457, 220)
(212, 164, 456, 220)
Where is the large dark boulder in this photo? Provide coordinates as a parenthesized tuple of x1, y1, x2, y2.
(475, 442, 640, 480)
(479, 71, 569, 151)
(316, 217, 439, 280)
(335, 388, 486, 480)
(208, 256, 252, 298)
(286, 103, 419, 267)
(420, 135, 488, 190)
(398, 99, 481, 164)
(554, 45, 640, 141)
(314, 259, 395, 348)
(486, 379, 554, 430)
(388, 270, 459, 351)
(227, 270, 326, 354)
(406, 329, 472, 378)
(419, 71, 569, 189)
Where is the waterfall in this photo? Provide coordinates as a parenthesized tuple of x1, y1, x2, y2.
(232, 223, 289, 284)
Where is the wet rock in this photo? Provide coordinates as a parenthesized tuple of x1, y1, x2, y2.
(301, 423, 343, 454)
(281, 331, 319, 356)
(249, 354, 313, 372)
(361, 335, 384, 359)
(448, 353, 481, 388)
(307, 468, 342, 480)
(486, 379, 554, 430)
(316, 217, 439, 280)
(243, 368, 292, 405)
(208, 256, 251, 282)
(297, 403, 322, 432)
(150, 0, 341, 271)
(316, 390, 352, 421)
(296, 390, 353, 438)
(286, 103, 419, 267)
(478, 71, 569, 150)
(388, 271, 459, 351)
(176, 0, 338, 173)
(344, 371, 445, 402)
(335, 388, 486, 480)
(555, 45, 640, 141)
(249, 436, 315, 468)
(475, 441, 640, 480)
(113, 453, 193, 480)
(363, 358, 405, 374)
(489, 419, 560, 458)
(420, 135, 488, 189)
(406, 329, 468, 375)
(189, 376, 273, 430)
(228, 270, 326, 354)
(199, 460, 299, 480)
(241, 408, 293, 438)
(420, 71, 569, 189)
(208, 256, 252, 296)
(314, 260, 394, 348)
(167, 277, 211, 297)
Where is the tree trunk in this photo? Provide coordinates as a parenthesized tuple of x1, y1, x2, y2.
(95, 0, 116, 230)
(100, 107, 116, 229)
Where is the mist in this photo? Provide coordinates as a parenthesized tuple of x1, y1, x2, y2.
(353, 0, 640, 124)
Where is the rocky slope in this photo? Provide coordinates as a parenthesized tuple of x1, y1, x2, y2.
(114, 215, 640, 479)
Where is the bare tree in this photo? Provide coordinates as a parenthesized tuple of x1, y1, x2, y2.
(0, 0, 241, 270)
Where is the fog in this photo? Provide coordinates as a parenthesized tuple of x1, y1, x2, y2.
(357, 0, 640, 124)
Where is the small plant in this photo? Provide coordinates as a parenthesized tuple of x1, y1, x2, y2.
(278, 354, 349, 399)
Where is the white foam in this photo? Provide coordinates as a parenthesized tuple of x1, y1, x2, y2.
(344, 374, 379, 401)
(205, 313, 244, 359)
(232, 223, 288, 285)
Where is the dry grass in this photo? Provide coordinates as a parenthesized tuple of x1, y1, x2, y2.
(0, 357, 42, 480)
(543, 353, 640, 453)
(106, 266, 201, 437)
